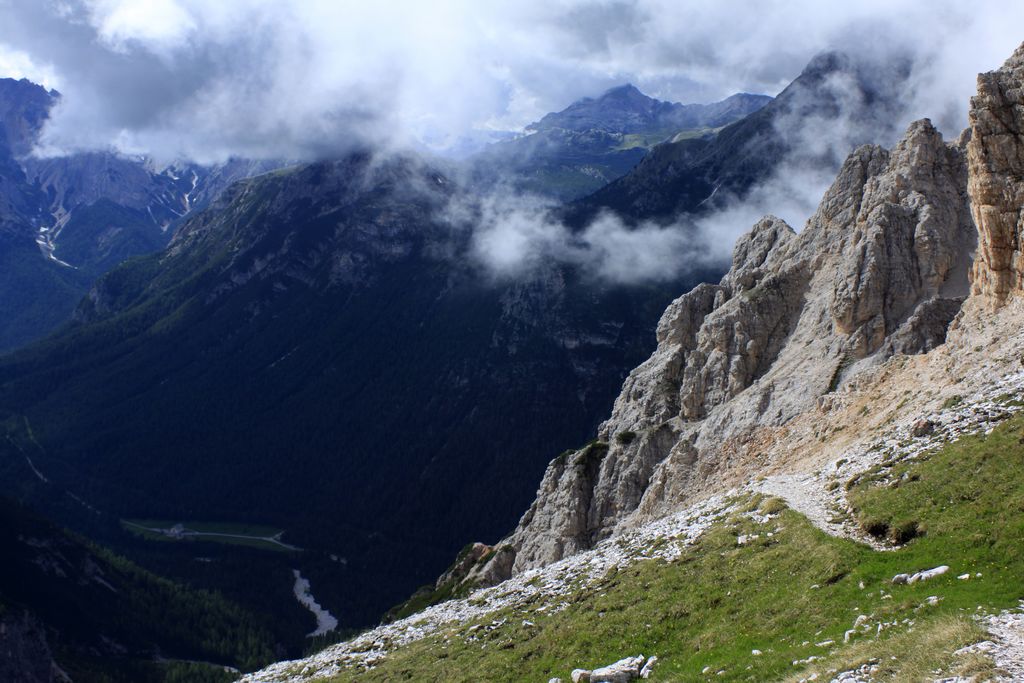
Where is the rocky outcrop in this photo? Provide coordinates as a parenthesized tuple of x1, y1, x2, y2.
(488, 116, 976, 577)
(968, 44, 1024, 302)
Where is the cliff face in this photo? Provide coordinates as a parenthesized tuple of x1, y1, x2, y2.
(483, 44, 1024, 582)
(499, 117, 975, 574)
(968, 44, 1024, 302)
(416, 69, 1024, 590)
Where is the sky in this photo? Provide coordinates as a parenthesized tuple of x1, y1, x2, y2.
(1, 0, 1023, 164)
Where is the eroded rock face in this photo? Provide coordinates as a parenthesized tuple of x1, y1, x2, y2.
(487, 117, 976, 578)
(969, 44, 1024, 302)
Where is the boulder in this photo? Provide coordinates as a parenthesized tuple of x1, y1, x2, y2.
(590, 655, 645, 683)
(911, 418, 936, 437)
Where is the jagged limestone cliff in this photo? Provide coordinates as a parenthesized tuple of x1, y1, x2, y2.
(457, 43, 1024, 583)
(494, 117, 976, 576)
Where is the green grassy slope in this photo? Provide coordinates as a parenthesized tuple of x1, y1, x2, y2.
(319, 411, 1024, 682)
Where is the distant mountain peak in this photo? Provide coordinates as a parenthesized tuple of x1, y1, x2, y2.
(527, 84, 661, 133)
(527, 83, 770, 136)
(801, 50, 852, 77)
(596, 83, 646, 100)
(0, 77, 57, 156)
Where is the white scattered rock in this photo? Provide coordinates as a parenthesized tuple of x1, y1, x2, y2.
(639, 656, 657, 679)
(751, 649, 762, 656)
(828, 658, 880, 682)
(951, 602, 1024, 681)
(571, 670, 591, 683)
(957, 573, 970, 580)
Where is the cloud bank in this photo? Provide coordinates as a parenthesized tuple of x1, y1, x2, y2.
(0, 0, 1022, 163)
(459, 192, 710, 285)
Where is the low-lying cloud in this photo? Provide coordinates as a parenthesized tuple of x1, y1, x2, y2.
(459, 43, 926, 284)
(464, 192, 710, 285)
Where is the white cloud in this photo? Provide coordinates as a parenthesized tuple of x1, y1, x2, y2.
(1, 1, 1021, 162)
(0, 43, 59, 89)
(88, 0, 197, 54)
(464, 192, 708, 285)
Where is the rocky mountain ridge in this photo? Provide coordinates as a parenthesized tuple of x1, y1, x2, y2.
(526, 85, 770, 135)
(572, 51, 913, 224)
(500, 114, 976, 576)
(440, 44, 1023, 591)
(467, 86, 770, 201)
(966, 45, 1024, 302)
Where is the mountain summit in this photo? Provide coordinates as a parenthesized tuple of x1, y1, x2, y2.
(573, 50, 912, 223)
(528, 84, 770, 136)
(469, 85, 770, 200)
